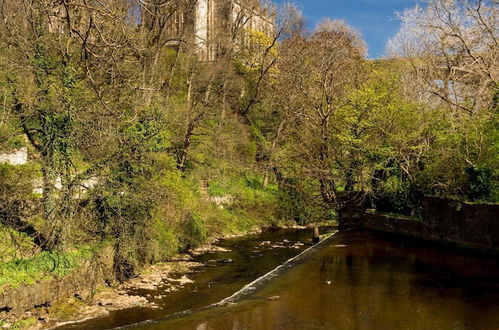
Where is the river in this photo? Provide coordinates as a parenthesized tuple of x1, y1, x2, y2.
(63, 229, 499, 330)
(60, 228, 324, 330)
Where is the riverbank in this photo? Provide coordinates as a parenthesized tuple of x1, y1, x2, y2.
(46, 260, 204, 329)
(0, 251, 203, 329)
(1, 225, 324, 329)
(47, 229, 262, 329)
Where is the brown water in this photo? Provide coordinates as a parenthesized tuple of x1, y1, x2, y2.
(135, 230, 499, 330)
(61, 228, 322, 330)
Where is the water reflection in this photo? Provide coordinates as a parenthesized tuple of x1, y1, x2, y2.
(145, 230, 499, 330)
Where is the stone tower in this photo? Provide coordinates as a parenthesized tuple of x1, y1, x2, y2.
(193, 0, 275, 61)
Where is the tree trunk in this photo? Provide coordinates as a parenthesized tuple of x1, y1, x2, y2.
(262, 119, 286, 188)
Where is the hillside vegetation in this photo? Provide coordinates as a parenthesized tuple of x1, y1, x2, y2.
(0, 0, 497, 286)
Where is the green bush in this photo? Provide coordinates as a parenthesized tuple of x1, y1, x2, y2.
(180, 213, 207, 249)
(0, 163, 36, 200)
(139, 216, 180, 264)
(276, 179, 336, 224)
(465, 166, 498, 202)
(207, 181, 231, 196)
(373, 174, 422, 217)
(0, 226, 36, 262)
(0, 246, 97, 289)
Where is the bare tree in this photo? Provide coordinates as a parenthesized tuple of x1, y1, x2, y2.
(271, 19, 367, 206)
(387, 0, 498, 114)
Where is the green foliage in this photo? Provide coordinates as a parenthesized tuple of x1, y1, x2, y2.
(415, 108, 498, 202)
(277, 179, 337, 225)
(11, 317, 37, 329)
(207, 181, 231, 197)
(0, 164, 39, 245)
(203, 173, 284, 233)
(0, 246, 97, 290)
(465, 166, 498, 202)
(373, 174, 422, 217)
(232, 184, 279, 227)
(148, 217, 180, 261)
(0, 163, 36, 198)
(180, 213, 207, 248)
(0, 226, 36, 263)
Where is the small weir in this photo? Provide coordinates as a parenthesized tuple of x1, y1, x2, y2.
(60, 228, 499, 330)
(135, 230, 499, 330)
(59, 228, 328, 330)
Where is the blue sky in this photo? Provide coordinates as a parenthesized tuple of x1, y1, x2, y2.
(275, 0, 419, 58)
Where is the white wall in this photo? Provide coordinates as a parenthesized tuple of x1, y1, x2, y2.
(0, 147, 28, 166)
(195, 0, 209, 60)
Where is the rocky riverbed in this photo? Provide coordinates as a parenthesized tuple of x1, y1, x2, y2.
(51, 226, 326, 330)
(1, 226, 330, 330)
(47, 260, 204, 329)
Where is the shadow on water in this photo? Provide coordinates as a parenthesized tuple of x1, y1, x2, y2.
(60, 228, 329, 330)
(137, 230, 499, 330)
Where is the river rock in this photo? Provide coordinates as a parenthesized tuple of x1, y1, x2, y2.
(294, 225, 307, 229)
(170, 254, 193, 262)
(190, 245, 231, 256)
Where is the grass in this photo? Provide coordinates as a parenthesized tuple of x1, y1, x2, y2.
(371, 210, 422, 222)
(11, 317, 37, 329)
(0, 245, 98, 291)
(0, 227, 36, 263)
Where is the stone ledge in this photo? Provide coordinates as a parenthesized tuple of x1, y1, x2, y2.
(339, 196, 499, 253)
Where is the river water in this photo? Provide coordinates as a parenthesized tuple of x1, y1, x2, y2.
(62, 228, 321, 330)
(65, 229, 499, 330)
(135, 230, 499, 330)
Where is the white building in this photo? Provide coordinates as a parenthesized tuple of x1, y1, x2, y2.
(0, 147, 28, 166)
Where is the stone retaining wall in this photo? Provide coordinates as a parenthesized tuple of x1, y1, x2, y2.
(339, 196, 499, 252)
(0, 247, 114, 321)
(421, 196, 499, 248)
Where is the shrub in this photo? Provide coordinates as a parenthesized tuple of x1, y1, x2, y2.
(465, 166, 498, 202)
(180, 213, 207, 250)
(0, 246, 97, 289)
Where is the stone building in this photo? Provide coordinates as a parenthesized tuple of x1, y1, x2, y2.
(163, 0, 275, 61)
(48, 0, 274, 61)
